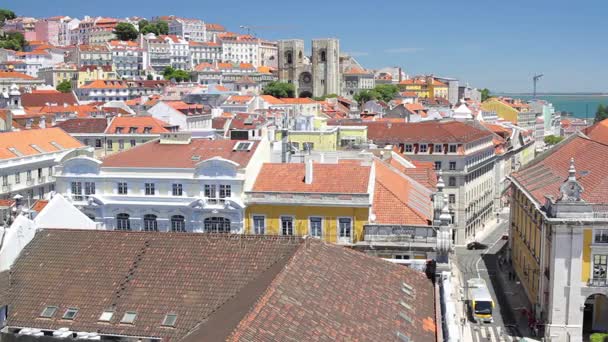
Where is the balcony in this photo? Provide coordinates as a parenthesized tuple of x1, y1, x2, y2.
(588, 278, 608, 287)
(362, 224, 438, 245)
(26, 179, 34, 186)
(38, 176, 46, 184)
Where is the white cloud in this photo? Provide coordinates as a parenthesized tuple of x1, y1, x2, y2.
(384, 47, 424, 54)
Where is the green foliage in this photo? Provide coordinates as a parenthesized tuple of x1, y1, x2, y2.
(140, 20, 169, 36)
(0, 9, 16, 26)
(590, 333, 608, 342)
(595, 104, 608, 123)
(56, 80, 72, 93)
(0, 31, 27, 51)
(262, 82, 295, 98)
(113, 23, 138, 41)
(353, 89, 380, 105)
(138, 19, 149, 30)
(162, 66, 190, 82)
(146, 73, 154, 80)
(481, 88, 491, 102)
(373, 84, 399, 102)
(543, 135, 564, 145)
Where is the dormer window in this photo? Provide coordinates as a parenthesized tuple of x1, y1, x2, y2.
(63, 308, 79, 320)
(404, 144, 413, 153)
(40, 306, 58, 318)
(121, 312, 137, 324)
(449, 144, 457, 153)
(434, 144, 442, 153)
(115, 127, 123, 134)
(143, 127, 152, 134)
(419, 144, 428, 153)
(99, 310, 114, 322)
(129, 127, 137, 134)
(161, 313, 178, 327)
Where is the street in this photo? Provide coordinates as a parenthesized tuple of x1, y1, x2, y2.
(452, 211, 532, 342)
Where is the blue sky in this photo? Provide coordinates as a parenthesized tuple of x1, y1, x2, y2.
(7, 0, 608, 92)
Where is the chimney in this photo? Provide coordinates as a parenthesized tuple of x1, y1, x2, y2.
(305, 159, 313, 184)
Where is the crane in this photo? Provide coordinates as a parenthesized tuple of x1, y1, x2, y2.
(533, 74, 543, 99)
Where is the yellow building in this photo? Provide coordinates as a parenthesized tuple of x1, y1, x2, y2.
(481, 97, 537, 131)
(509, 134, 608, 340)
(274, 125, 367, 152)
(77, 65, 118, 87)
(245, 160, 373, 244)
(398, 76, 448, 99)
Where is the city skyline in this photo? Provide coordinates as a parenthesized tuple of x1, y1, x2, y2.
(7, 0, 608, 93)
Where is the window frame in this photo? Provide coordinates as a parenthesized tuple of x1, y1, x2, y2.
(338, 217, 353, 242)
(62, 308, 79, 320)
(309, 216, 323, 239)
(280, 215, 294, 236)
(252, 214, 266, 235)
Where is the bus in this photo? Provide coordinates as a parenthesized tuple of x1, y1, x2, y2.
(467, 278, 494, 323)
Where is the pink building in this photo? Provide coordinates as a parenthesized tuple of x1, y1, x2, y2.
(34, 17, 66, 46)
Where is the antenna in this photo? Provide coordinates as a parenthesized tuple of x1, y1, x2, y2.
(533, 74, 544, 99)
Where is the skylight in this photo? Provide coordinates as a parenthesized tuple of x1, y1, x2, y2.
(233, 141, 253, 151)
(49, 141, 64, 150)
(161, 313, 178, 327)
(40, 306, 58, 318)
(30, 144, 46, 153)
(121, 311, 137, 324)
(7, 147, 24, 157)
(62, 308, 78, 320)
(99, 310, 114, 322)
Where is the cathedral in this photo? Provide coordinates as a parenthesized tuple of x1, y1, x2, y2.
(277, 38, 341, 98)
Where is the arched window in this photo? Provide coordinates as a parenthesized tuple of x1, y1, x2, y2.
(143, 214, 158, 231)
(320, 50, 326, 62)
(171, 215, 186, 232)
(286, 51, 293, 65)
(204, 217, 231, 233)
(116, 213, 130, 231)
(298, 50, 303, 60)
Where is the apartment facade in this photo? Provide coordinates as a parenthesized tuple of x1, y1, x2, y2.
(0, 128, 92, 201)
(364, 120, 496, 245)
(55, 134, 269, 232)
(169, 17, 207, 42)
(482, 97, 538, 132)
(509, 134, 608, 342)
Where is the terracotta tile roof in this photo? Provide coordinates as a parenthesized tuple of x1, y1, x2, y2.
(224, 95, 254, 105)
(344, 67, 372, 75)
(163, 100, 205, 115)
(228, 113, 266, 130)
(389, 157, 438, 190)
(256, 66, 273, 73)
(205, 23, 226, 31)
(512, 135, 608, 204)
(226, 238, 436, 342)
(358, 121, 494, 144)
(0, 199, 15, 207)
(30, 199, 49, 212)
(6, 230, 302, 341)
(583, 118, 608, 145)
(6, 230, 436, 342)
(0, 127, 83, 160)
(78, 45, 109, 52)
(252, 162, 371, 194)
(21, 91, 78, 107)
(212, 116, 229, 130)
(105, 116, 172, 134)
(80, 80, 127, 89)
(373, 160, 433, 225)
(102, 139, 259, 168)
(194, 62, 216, 71)
(259, 95, 284, 105)
(0, 71, 36, 80)
(55, 118, 108, 133)
(400, 91, 418, 97)
(279, 97, 317, 105)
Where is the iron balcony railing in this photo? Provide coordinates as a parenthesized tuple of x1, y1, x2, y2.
(588, 278, 608, 287)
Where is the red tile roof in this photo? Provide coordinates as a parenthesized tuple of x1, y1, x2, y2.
(105, 116, 172, 135)
(512, 135, 608, 204)
(21, 91, 78, 107)
(0, 127, 83, 160)
(583, 118, 608, 145)
(0, 71, 36, 80)
(80, 80, 126, 89)
(224, 95, 254, 105)
(259, 95, 284, 105)
(55, 118, 108, 133)
(279, 97, 317, 105)
(360, 121, 494, 144)
(252, 162, 371, 194)
(228, 113, 266, 130)
(30, 200, 49, 212)
(373, 160, 432, 225)
(102, 139, 259, 168)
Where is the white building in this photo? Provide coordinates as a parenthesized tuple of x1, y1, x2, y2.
(258, 40, 278, 68)
(0, 127, 92, 201)
(169, 17, 207, 42)
(77, 80, 129, 102)
(219, 33, 260, 67)
(163, 35, 191, 70)
(147, 100, 213, 135)
(189, 41, 222, 66)
(12, 49, 65, 78)
(55, 133, 270, 232)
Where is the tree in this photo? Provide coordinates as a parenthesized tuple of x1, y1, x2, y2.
(373, 84, 399, 102)
(262, 82, 295, 98)
(0, 9, 16, 26)
(162, 66, 190, 82)
(139, 20, 169, 36)
(544, 135, 564, 145)
(0, 31, 27, 51)
(353, 89, 379, 105)
(312, 93, 338, 101)
(481, 88, 491, 102)
(113, 23, 138, 41)
(138, 19, 149, 31)
(146, 73, 154, 80)
(56, 80, 72, 93)
(156, 21, 169, 35)
(595, 104, 608, 123)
